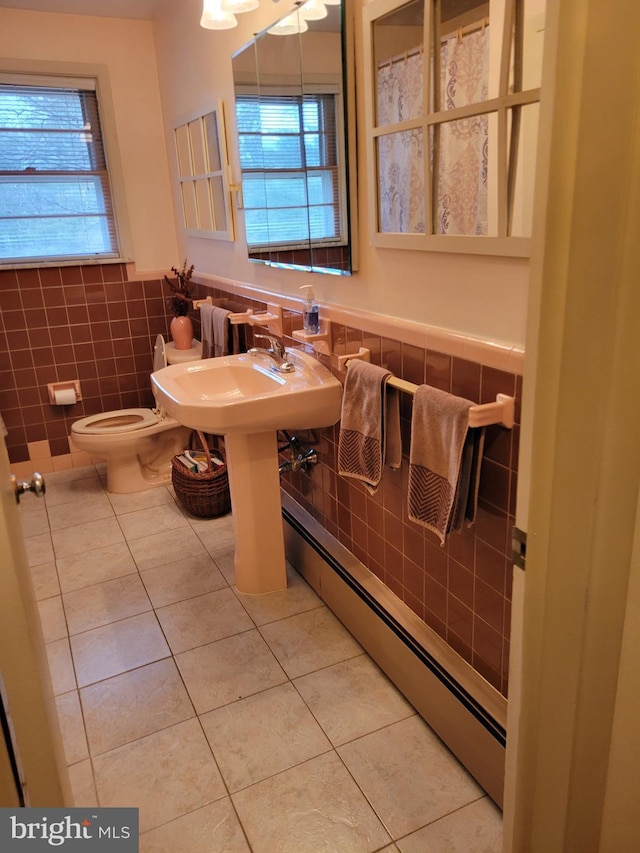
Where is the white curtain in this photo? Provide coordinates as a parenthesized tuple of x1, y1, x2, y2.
(376, 52, 425, 234)
(375, 26, 490, 236)
(437, 27, 490, 235)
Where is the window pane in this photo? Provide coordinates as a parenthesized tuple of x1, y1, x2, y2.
(306, 171, 337, 207)
(509, 102, 539, 237)
(195, 178, 213, 230)
(0, 176, 105, 216)
(308, 205, 337, 240)
(0, 82, 118, 261)
(0, 130, 101, 171)
(264, 174, 308, 208)
(188, 119, 206, 175)
(242, 174, 268, 208)
(203, 110, 222, 172)
(519, 0, 545, 90)
(238, 135, 265, 169)
(0, 87, 88, 128)
(209, 176, 227, 231)
(260, 136, 303, 169)
(438, 18, 490, 112)
(435, 116, 492, 236)
(377, 129, 425, 233)
(181, 182, 198, 229)
(0, 214, 114, 259)
(373, 0, 425, 127)
(236, 92, 343, 247)
(175, 124, 192, 177)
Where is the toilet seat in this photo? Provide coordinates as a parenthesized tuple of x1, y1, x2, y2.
(72, 408, 160, 435)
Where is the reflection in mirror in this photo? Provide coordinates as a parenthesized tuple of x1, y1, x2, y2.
(367, 0, 544, 249)
(232, 2, 355, 275)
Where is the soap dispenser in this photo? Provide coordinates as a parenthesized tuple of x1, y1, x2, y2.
(300, 285, 320, 335)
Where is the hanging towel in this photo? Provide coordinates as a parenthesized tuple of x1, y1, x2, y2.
(200, 304, 241, 358)
(408, 385, 485, 544)
(200, 302, 216, 359)
(338, 360, 401, 494)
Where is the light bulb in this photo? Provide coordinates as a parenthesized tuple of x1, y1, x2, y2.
(268, 12, 309, 36)
(298, 0, 328, 21)
(200, 0, 237, 30)
(222, 0, 259, 12)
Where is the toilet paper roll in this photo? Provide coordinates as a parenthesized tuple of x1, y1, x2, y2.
(54, 388, 77, 405)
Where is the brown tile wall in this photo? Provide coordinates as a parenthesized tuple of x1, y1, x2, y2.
(194, 282, 520, 698)
(249, 245, 351, 272)
(0, 264, 176, 463)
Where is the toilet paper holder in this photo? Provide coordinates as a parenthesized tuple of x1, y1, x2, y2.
(48, 380, 82, 405)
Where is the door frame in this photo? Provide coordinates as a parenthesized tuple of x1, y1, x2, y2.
(503, 0, 640, 848)
(0, 435, 69, 806)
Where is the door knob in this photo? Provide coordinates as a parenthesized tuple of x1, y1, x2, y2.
(12, 472, 46, 504)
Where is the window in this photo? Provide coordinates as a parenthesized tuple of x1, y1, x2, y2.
(363, 0, 545, 256)
(235, 93, 343, 250)
(174, 104, 234, 242)
(0, 75, 119, 264)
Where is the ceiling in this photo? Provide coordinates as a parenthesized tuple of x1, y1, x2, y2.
(0, 0, 165, 19)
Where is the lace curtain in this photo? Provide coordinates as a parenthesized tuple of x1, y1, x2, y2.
(376, 25, 490, 235)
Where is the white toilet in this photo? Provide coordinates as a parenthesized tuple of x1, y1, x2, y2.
(71, 336, 200, 494)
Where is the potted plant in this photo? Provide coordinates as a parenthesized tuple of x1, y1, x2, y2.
(164, 260, 195, 350)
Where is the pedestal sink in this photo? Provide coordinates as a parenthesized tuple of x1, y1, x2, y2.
(151, 348, 342, 594)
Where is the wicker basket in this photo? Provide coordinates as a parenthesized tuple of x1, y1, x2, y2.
(171, 431, 231, 518)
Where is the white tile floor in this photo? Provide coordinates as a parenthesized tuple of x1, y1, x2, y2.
(21, 464, 503, 852)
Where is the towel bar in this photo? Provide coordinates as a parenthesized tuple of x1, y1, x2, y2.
(341, 350, 515, 429)
(192, 297, 213, 309)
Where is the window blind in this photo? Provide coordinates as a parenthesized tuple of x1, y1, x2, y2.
(0, 79, 119, 263)
(236, 93, 341, 249)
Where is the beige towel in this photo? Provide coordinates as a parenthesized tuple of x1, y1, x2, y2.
(201, 304, 240, 358)
(408, 385, 484, 544)
(338, 360, 401, 494)
(200, 302, 216, 359)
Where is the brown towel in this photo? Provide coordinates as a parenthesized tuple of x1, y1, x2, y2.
(408, 385, 484, 544)
(201, 304, 240, 358)
(338, 360, 401, 494)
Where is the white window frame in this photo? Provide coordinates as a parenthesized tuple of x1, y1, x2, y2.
(0, 59, 132, 268)
(173, 102, 235, 242)
(362, 0, 543, 257)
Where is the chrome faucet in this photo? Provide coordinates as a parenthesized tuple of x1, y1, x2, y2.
(248, 334, 295, 373)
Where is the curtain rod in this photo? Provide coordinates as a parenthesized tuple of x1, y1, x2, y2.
(377, 17, 490, 70)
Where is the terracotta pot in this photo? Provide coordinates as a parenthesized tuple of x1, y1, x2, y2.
(170, 314, 194, 350)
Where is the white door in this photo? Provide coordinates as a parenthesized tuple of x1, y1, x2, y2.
(0, 434, 68, 806)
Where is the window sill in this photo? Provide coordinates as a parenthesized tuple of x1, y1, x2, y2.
(0, 257, 133, 271)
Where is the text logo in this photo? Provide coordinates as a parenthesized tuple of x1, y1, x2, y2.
(0, 809, 138, 851)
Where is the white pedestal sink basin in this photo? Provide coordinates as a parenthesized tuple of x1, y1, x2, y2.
(152, 348, 342, 594)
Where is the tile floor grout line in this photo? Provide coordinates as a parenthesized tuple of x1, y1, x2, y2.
(25, 462, 502, 850)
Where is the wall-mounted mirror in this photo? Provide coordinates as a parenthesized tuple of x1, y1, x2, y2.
(231, 2, 357, 275)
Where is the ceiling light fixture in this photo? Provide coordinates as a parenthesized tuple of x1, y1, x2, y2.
(199, 0, 334, 33)
(200, 0, 238, 30)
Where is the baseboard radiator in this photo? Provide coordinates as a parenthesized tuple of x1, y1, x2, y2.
(282, 494, 507, 808)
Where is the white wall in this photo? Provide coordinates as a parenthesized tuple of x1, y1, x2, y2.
(153, 0, 530, 347)
(0, 7, 178, 274)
